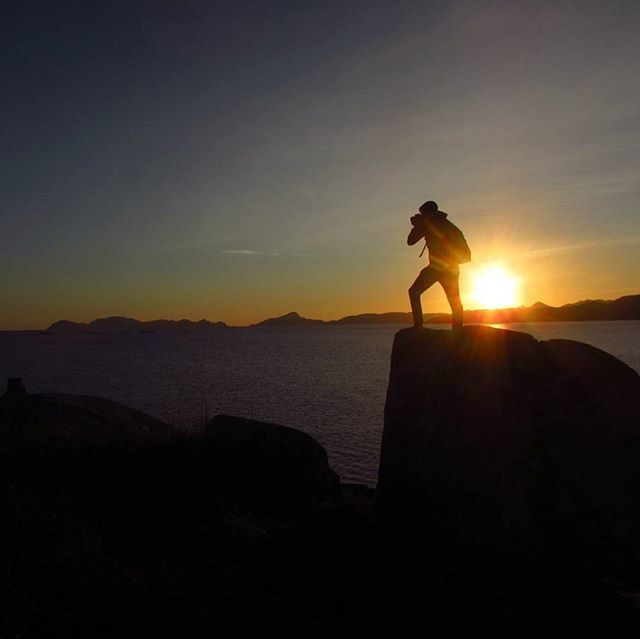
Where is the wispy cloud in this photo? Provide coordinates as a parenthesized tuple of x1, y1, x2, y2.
(221, 249, 309, 257)
(222, 249, 270, 255)
(294, 185, 316, 199)
(521, 236, 640, 259)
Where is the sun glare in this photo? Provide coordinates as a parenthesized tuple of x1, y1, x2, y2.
(470, 264, 521, 310)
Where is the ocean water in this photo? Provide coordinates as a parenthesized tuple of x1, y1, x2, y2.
(1, 321, 639, 486)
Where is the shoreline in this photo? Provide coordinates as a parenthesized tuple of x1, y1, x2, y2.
(3, 317, 640, 335)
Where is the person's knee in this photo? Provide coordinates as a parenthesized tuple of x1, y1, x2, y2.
(408, 286, 419, 298)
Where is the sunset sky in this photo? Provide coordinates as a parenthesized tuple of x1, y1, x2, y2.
(2, 1, 639, 329)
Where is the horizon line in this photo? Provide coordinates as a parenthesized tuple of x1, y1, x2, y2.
(2, 292, 639, 332)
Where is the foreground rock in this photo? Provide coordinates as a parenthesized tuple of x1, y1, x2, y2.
(205, 414, 342, 513)
(377, 325, 640, 588)
(0, 378, 176, 449)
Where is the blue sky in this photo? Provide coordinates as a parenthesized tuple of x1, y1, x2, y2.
(2, 0, 639, 327)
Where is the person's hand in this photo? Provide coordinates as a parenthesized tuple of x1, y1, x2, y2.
(410, 213, 423, 227)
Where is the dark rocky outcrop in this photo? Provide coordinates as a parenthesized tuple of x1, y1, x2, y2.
(3, 323, 640, 636)
(204, 414, 342, 513)
(0, 388, 358, 637)
(0, 378, 176, 449)
(377, 325, 640, 601)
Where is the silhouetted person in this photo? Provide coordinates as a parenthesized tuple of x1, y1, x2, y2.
(407, 201, 471, 329)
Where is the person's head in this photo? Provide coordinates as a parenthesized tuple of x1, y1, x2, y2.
(419, 200, 438, 215)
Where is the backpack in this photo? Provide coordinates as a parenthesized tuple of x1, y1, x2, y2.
(418, 218, 471, 264)
(444, 220, 471, 264)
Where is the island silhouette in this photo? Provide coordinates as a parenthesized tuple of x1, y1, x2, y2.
(40, 294, 640, 333)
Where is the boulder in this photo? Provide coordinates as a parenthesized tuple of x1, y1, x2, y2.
(0, 378, 176, 449)
(377, 326, 640, 584)
(204, 415, 342, 513)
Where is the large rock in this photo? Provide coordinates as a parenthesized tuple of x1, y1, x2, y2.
(204, 415, 342, 513)
(0, 378, 176, 449)
(377, 326, 640, 584)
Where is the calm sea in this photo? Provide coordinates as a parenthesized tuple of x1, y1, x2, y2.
(1, 321, 639, 486)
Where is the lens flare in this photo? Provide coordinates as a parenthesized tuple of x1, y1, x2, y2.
(470, 263, 521, 309)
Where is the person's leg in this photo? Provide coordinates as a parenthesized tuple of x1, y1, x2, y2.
(440, 269, 463, 329)
(409, 266, 439, 327)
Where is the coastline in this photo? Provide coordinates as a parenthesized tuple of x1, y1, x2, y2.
(3, 316, 640, 335)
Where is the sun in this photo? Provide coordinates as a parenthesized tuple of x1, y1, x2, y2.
(470, 263, 521, 309)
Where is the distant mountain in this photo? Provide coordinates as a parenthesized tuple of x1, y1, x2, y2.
(328, 312, 446, 325)
(425, 294, 640, 325)
(48, 316, 227, 333)
(251, 312, 326, 327)
(554, 295, 640, 321)
(252, 311, 451, 327)
(248, 295, 640, 327)
(44, 294, 640, 333)
(561, 298, 607, 308)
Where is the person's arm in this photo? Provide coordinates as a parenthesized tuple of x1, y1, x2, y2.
(407, 215, 425, 245)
